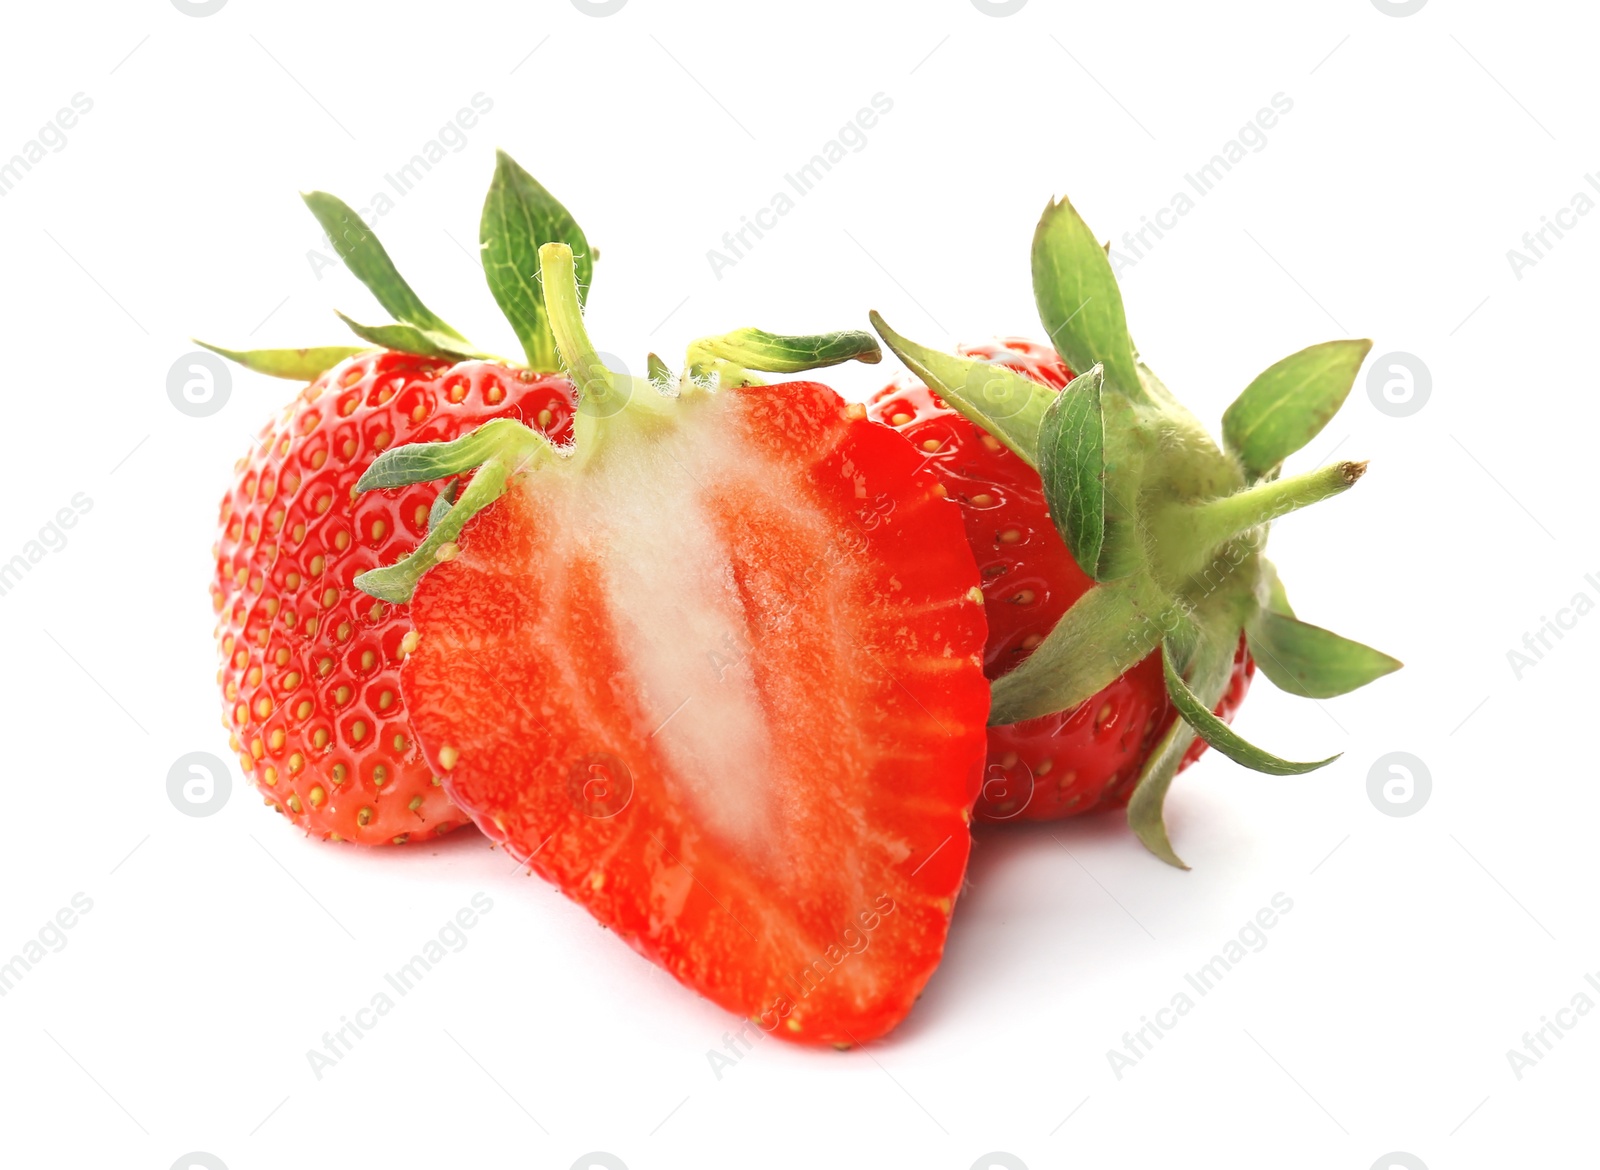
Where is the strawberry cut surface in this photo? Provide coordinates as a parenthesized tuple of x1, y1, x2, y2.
(869, 339, 1254, 823)
(400, 381, 989, 1044)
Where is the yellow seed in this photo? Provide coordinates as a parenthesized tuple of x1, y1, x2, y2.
(269, 728, 286, 751)
(312, 728, 329, 750)
(845, 402, 866, 420)
(322, 587, 339, 607)
(246, 666, 262, 687)
(253, 696, 272, 718)
(891, 412, 912, 425)
(350, 720, 368, 743)
(274, 648, 290, 667)
(357, 807, 373, 826)
(286, 794, 301, 813)
(334, 530, 350, 551)
(400, 630, 419, 655)
(392, 734, 406, 752)
(288, 752, 304, 773)
(921, 438, 941, 452)
(332, 763, 349, 784)
(283, 671, 302, 689)
(295, 700, 313, 719)
(318, 656, 334, 676)
(370, 519, 387, 541)
(360, 650, 376, 671)
(435, 542, 459, 562)
(250, 738, 264, 759)
(537, 408, 553, 428)
(334, 686, 352, 705)
(372, 764, 387, 785)
(1011, 589, 1036, 605)
(981, 435, 1002, 452)
(1021, 633, 1043, 651)
(966, 586, 984, 604)
(438, 745, 459, 771)
(408, 796, 423, 812)
(309, 554, 325, 575)
(336, 622, 352, 642)
(378, 690, 395, 710)
(971, 492, 994, 507)
(263, 766, 278, 786)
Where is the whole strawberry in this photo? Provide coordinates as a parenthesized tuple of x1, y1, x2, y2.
(206, 153, 588, 843)
(870, 342, 1254, 823)
(869, 195, 1401, 865)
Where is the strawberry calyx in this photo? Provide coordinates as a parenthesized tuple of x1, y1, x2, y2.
(354, 241, 884, 604)
(196, 150, 592, 381)
(870, 194, 1402, 867)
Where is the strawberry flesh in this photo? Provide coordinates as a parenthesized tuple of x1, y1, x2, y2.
(401, 382, 988, 1043)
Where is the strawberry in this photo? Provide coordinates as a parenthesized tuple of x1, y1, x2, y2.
(870, 341, 1254, 823)
(353, 243, 989, 1043)
(868, 195, 1401, 866)
(205, 152, 592, 843)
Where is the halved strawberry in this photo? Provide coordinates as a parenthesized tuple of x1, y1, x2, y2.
(355, 245, 989, 1043)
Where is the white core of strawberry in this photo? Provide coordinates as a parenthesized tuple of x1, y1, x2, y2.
(543, 393, 836, 853)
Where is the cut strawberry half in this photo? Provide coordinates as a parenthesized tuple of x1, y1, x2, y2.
(356, 245, 989, 1044)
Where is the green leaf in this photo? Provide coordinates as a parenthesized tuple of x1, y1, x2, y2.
(1127, 635, 1236, 869)
(1161, 641, 1338, 775)
(990, 576, 1179, 726)
(1247, 609, 1401, 698)
(335, 313, 487, 362)
(1038, 365, 1107, 578)
(1222, 340, 1373, 478)
(1260, 559, 1294, 617)
(480, 151, 592, 372)
(1031, 196, 1143, 402)
(646, 353, 672, 386)
(302, 191, 469, 343)
(869, 311, 1056, 468)
(195, 341, 363, 381)
(685, 327, 882, 381)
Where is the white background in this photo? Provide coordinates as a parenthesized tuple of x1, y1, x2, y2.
(0, 1, 1592, 1168)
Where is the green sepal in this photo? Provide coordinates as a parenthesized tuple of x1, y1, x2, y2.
(354, 418, 552, 604)
(869, 311, 1056, 468)
(427, 480, 460, 531)
(1260, 559, 1294, 616)
(1161, 640, 1338, 775)
(1246, 609, 1401, 699)
(989, 576, 1180, 726)
(1221, 340, 1373, 479)
(302, 191, 471, 344)
(1039, 364, 1107, 579)
(355, 417, 542, 491)
(334, 313, 488, 362)
(1031, 196, 1143, 402)
(480, 150, 592, 372)
(646, 353, 673, 387)
(194, 341, 364, 381)
(1126, 634, 1237, 869)
(685, 328, 881, 386)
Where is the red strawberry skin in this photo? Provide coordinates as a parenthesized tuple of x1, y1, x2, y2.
(400, 382, 989, 1043)
(213, 351, 575, 844)
(868, 339, 1254, 823)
